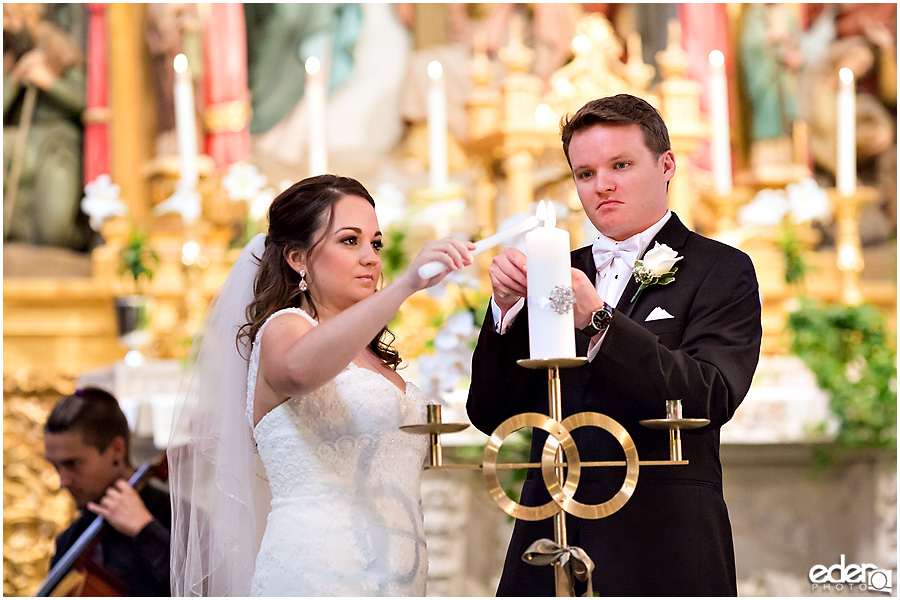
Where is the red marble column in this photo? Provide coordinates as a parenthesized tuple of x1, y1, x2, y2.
(84, 2, 110, 184)
(202, 4, 250, 169)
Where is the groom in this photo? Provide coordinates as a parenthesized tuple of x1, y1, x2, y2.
(467, 94, 762, 596)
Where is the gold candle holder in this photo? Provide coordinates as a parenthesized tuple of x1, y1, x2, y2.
(639, 399, 709, 462)
(827, 186, 879, 305)
(518, 357, 588, 597)
(400, 404, 468, 468)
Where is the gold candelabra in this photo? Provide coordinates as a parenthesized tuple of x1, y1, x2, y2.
(403, 356, 709, 596)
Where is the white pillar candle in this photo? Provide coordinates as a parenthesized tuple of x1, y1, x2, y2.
(173, 54, 198, 191)
(526, 201, 575, 360)
(305, 57, 328, 175)
(708, 50, 733, 196)
(427, 60, 448, 190)
(836, 67, 856, 196)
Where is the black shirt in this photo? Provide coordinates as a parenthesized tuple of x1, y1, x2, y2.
(50, 484, 171, 596)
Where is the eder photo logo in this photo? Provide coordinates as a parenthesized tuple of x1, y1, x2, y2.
(809, 555, 893, 594)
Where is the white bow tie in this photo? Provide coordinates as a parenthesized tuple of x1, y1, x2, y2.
(592, 235, 641, 273)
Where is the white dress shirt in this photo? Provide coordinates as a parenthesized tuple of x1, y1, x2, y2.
(491, 211, 672, 361)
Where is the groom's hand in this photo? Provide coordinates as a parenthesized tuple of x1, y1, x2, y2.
(489, 247, 527, 311)
(570, 268, 605, 330)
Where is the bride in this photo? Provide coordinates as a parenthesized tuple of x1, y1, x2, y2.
(168, 174, 474, 596)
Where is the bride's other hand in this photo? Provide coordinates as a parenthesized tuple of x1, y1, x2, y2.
(401, 237, 476, 291)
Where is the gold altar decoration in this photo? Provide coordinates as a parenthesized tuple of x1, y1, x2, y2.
(653, 21, 708, 229)
(3, 369, 79, 597)
(465, 13, 706, 239)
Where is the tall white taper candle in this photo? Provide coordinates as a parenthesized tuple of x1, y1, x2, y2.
(526, 201, 575, 360)
(306, 57, 328, 175)
(173, 54, 198, 191)
(708, 50, 733, 196)
(836, 67, 856, 196)
(427, 61, 448, 190)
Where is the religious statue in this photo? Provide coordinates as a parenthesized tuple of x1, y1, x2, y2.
(243, 3, 362, 169)
(802, 5, 896, 238)
(3, 3, 91, 251)
(739, 3, 803, 176)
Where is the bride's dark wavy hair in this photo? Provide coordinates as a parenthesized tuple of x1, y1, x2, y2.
(237, 174, 401, 369)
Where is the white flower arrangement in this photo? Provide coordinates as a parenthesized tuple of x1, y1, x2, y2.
(631, 242, 682, 302)
(80, 174, 129, 231)
(222, 161, 268, 202)
(738, 178, 832, 228)
(417, 310, 478, 398)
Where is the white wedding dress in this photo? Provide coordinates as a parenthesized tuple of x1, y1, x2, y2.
(247, 308, 430, 596)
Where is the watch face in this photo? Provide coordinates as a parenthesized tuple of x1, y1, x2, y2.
(592, 308, 611, 329)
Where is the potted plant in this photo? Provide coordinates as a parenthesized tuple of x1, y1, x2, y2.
(114, 228, 159, 363)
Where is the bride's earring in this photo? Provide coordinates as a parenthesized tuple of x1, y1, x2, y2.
(298, 269, 308, 292)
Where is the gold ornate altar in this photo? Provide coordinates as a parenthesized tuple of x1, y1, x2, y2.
(3, 369, 79, 596)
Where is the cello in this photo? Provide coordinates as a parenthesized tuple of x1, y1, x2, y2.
(33, 452, 169, 597)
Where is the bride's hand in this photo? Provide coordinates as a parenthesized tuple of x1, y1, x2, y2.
(401, 237, 476, 292)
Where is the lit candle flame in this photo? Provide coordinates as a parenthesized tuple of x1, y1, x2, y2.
(839, 67, 854, 85)
(427, 60, 443, 80)
(709, 50, 724, 68)
(174, 53, 188, 73)
(305, 57, 320, 75)
(536, 200, 556, 228)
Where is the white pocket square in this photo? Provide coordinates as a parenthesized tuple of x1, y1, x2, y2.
(645, 307, 674, 321)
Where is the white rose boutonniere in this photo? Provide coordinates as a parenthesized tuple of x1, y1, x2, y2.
(631, 242, 683, 302)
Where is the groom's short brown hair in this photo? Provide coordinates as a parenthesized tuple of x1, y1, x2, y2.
(560, 94, 672, 167)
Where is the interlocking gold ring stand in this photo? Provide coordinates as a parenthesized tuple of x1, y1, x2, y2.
(401, 356, 710, 597)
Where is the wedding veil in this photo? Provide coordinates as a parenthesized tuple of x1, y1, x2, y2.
(168, 233, 271, 596)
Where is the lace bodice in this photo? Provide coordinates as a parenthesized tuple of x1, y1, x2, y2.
(247, 308, 430, 500)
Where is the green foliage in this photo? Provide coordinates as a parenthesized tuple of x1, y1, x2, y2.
(786, 299, 897, 449)
(775, 221, 808, 286)
(119, 229, 160, 294)
(381, 228, 408, 282)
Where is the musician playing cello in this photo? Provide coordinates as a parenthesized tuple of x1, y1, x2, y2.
(43, 387, 171, 596)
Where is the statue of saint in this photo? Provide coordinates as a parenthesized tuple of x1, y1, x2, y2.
(3, 3, 91, 251)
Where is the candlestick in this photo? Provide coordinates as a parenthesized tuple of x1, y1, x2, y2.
(708, 50, 732, 196)
(417, 215, 540, 279)
(427, 60, 449, 190)
(526, 201, 575, 360)
(836, 67, 856, 196)
(173, 54, 198, 191)
(306, 57, 328, 175)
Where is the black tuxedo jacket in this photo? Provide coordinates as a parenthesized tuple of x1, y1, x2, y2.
(467, 213, 762, 596)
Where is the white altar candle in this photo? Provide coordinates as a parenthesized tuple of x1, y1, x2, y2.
(837, 67, 856, 196)
(173, 54, 198, 191)
(708, 50, 733, 196)
(306, 57, 328, 175)
(427, 60, 448, 190)
(417, 215, 540, 279)
(526, 201, 575, 360)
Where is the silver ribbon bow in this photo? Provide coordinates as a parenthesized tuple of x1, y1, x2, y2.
(522, 538, 595, 597)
